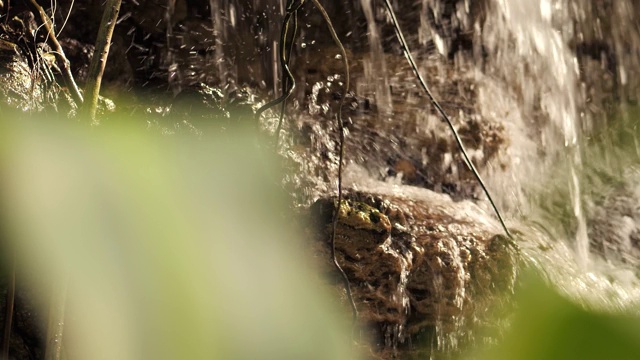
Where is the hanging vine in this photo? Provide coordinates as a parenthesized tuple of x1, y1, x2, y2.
(254, 0, 304, 149)
(307, 0, 359, 323)
(254, 0, 358, 322)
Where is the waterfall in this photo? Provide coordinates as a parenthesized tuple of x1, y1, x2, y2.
(478, 0, 640, 305)
(165, 0, 180, 94)
(7, 0, 640, 358)
(480, 0, 588, 265)
(209, 0, 227, 84)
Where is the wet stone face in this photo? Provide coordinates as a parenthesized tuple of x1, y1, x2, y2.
(336, 199, 392, 234)
(311, 196, 396, 260)
(308, 190, 519, 355)
(310, 193, 416, 347)
(311, 194, 408, 258)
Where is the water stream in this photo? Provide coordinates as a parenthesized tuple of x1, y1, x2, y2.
(383, 1, 640, 353)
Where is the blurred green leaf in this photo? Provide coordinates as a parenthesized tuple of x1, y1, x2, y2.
(474, 273, 640, 360)
(0, 116, 357, 360)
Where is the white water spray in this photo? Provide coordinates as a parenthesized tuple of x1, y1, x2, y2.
(481, 0, 589, 267)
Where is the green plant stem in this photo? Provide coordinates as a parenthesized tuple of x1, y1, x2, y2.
(81, 0, 122, 122)
(26, 0, 83, 105)
(382, 0, 515, 245)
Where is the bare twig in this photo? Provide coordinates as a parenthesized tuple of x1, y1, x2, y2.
(81, 0, 122, 122)
(25, 0, 83, 105)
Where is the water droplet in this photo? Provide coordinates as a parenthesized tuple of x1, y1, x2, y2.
(335, 54, 342, 60)
(301, 43, 307, 48)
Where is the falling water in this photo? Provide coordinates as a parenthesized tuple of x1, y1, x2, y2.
(477, 0, 640, 307)
(481, 0, 589, 264)
(359, 0, 393, 115)
(209, 0, 227, 84)
(418, 0, 453, 56)
(165, 0, 180, 94)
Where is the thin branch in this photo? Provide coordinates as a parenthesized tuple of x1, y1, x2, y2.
(56, 0, 75, 37)
(81, 0, 122, 122)
(25, 0, 83, 105)
(381, 0, 516, 246)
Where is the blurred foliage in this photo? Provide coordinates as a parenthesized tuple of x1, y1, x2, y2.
(0, 113, 357, 359)
(472, 272, 640, 360)
(1, 110, 640, 359)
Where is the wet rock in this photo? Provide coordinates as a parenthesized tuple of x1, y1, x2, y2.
(280, 52, 511, 206)
(0, 21, 74, 113)
(138, 82, 262, 135)
(308, 188, 518, 356)
(588, 171, 640, 269)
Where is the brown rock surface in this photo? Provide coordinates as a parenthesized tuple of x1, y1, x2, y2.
(308, 187, 518, 355)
